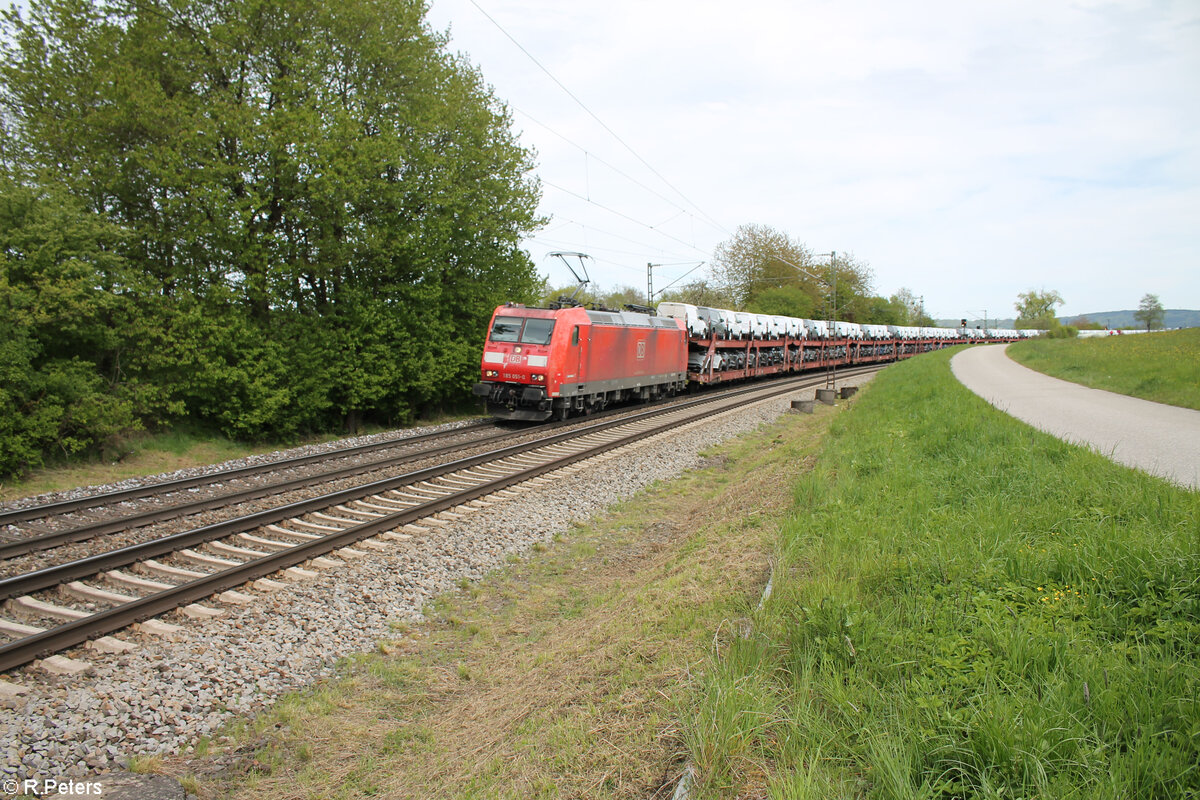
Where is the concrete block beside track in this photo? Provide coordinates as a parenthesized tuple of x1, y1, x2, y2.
(134, 619, 182, 638)
(38, 655, 91, 675)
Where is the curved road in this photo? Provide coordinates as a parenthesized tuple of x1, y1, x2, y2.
(951, 344, 1200, 490)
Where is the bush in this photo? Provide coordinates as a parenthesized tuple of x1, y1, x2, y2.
(0, 182, 144, 476)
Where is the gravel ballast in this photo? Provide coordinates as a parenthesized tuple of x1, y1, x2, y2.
(0, 380, 872, 784)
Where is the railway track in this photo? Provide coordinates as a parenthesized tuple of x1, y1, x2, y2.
(0, 420, 500, 526)
(1, 389, 758, 563)
(0, 377, 825, 566)
(0, 420, 503, 559)
(0, 366, 882, 674)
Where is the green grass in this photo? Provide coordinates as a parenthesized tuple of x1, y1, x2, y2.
(168, 399, 850, 799)
(1008, 328, 1200, 410)
(684, 348, 1200, 798)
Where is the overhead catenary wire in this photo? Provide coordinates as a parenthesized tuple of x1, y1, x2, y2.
(529, 240, 697, 287)
(527, 239, 648, 274)
(512, 105, 726, 238)
(529, 236, 692, 266)
(653, 262, 707, 297)
(542, 179, 709, 257)
(518, 114, 716, 262)
(465, 0, 731, 238)
(510, 105, 718, 268)
(537, 194, 712, 271)
(536, 215, 707, 260)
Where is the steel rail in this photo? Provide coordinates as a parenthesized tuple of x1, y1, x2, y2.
(0, 424, 522, 560)
(0, 366, 884, 672)
(0, 367, 874, 602)
(0, 420, 497, 528)
(0, 366, 867, 560)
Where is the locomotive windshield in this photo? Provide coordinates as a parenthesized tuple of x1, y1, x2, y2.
(489, 316, 555, 345)
(490, 317, 523, 342)
(520, 318, 555, 345)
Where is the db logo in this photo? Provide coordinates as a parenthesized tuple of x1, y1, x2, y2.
(636, 341, 646, 360)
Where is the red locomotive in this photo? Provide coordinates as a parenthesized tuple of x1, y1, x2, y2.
(473, 303, 688, 421)
(474, 297, 1028, 422)
(473, 255, 1028, 422)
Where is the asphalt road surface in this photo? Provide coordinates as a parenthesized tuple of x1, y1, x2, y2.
(951, 344, 1200, 491)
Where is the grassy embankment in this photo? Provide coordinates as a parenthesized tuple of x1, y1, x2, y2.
(1008, 327, 1200, 410)
(162, 348, 1198, 798)
(0, 414, 477, 503)
(685, 348, 1200, 798)
(167, 391, 852, 798)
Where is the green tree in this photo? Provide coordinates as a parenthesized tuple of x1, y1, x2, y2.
(1134, 294, 1165, 331)
(710, 223, 817, 308)
(600, 285, 650, 310)
(824, 252, 875, 322)
(0, 179, 144, 474)
(708, 224, 874, 319)
(0, 0, 543, 469)
(1014, 289, 1064, 330)
(859, 295, 908, 325)
(854, 289, 934, 326)
(887, 287, 935, 325)
(656, 280, 733, 309)
(746, 286, 815, 318)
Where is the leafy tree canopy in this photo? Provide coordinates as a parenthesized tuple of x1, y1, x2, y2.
(538, 283, 650, 311)
(708, 223, 875, 321)
(1015, 289, 1064, 329)
(656, 280, 733, 309)
(1073, 315, 1104, 330)
(859, 295, 908, 326)
(745, 286, 814, 319)
(1134, 293, 1165, 331)
(0, 0, 544, 476)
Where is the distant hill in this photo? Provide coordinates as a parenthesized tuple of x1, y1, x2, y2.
(936, 310, 1200, 330)
(1063, 309, 1200, 329)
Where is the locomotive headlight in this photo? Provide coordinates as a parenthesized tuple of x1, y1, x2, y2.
(484, 370, 498, 378)
(532, 374, 545, 383)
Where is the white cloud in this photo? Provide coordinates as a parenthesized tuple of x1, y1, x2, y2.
(428, 0, 1200, 315)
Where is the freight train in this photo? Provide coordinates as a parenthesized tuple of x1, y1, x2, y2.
(473, 301, 1035, 421)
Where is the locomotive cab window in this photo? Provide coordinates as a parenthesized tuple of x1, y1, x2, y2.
(489, 316, 555, 345)
(520, 318, 555, 345)
(489, 316, 523, 343)
(571, 326, 580, 346)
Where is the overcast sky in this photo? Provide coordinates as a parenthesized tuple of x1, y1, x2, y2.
(426, 0, 1199, 320)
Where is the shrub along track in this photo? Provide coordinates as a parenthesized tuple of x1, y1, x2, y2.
(0, 367, 883, 675)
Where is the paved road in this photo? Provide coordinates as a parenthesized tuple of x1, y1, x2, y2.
(951, 344, 1200, 490)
